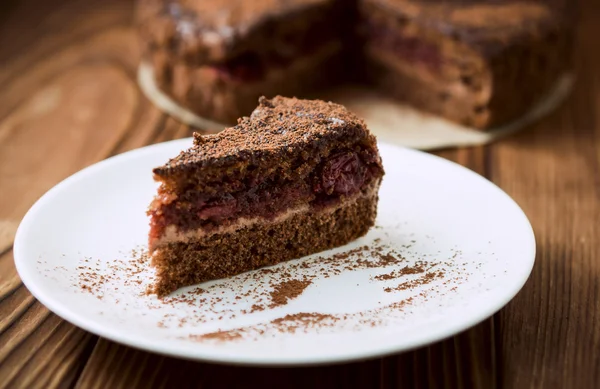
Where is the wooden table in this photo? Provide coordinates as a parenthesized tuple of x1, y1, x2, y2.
(0, 0, 598, 387)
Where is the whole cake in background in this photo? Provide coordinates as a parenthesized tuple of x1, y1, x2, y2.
(147, 96, 384, 296)
(136, 0, 574, 130)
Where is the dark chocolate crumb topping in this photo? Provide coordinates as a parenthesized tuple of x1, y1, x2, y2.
(153, 96, 375, 176)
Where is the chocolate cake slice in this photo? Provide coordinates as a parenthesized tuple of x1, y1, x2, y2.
(147, 96, 384, 296)
(136, 0, 350, 124)
(358, 0, 574, 129)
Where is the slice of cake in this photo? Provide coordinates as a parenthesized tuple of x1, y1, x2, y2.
(147, 96, 385, 296)
(358, 0, 573, 129)
(136, 0, 349, 124)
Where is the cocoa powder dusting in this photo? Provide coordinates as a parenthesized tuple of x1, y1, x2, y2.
(269, 279, 312, 308)
(194, 312, 339, 342)
(385, 271, 446, 293)
(60, 233, 474, 344)
(374, 262, 427, 281)
(191, 330, 243, 342)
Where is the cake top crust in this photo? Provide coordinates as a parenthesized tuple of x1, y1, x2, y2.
(364, 0, 573, 55)
(153, 96, 373, 176)
(137, 0, 334, 63)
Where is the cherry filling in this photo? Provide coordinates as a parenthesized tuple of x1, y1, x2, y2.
(320, 151, 368, 195)
(365, 22, 443, 71)
(149, 147, 381, 241)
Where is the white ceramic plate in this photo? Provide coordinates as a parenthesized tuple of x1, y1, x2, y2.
(14, 139, 535, 366)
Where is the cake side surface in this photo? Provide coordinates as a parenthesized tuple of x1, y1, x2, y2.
(359, 0, 574, 129)
(146, 96, 384, 295)
(150, 181, 380, 297)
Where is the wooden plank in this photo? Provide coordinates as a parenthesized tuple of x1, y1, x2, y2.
(0, 222, 21, 300)
(0, 1, 167, 388)
(76, 339, 384, 389)
(75, 321, 496, 389)
(0, 312, 95, 389)
(491, 0, 600, 387)
(0, 0, 132, 121)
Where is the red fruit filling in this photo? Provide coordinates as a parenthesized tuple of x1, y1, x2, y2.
(149, 147, 382, 242)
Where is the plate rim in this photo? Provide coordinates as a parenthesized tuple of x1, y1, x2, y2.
(13, 138, 536, 366)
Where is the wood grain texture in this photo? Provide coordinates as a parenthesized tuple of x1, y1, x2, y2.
(0, 0, 598, 387)
(491, 3, 600, 386)
(0, 1, 166, 388)
(76, 329, 495, 389)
